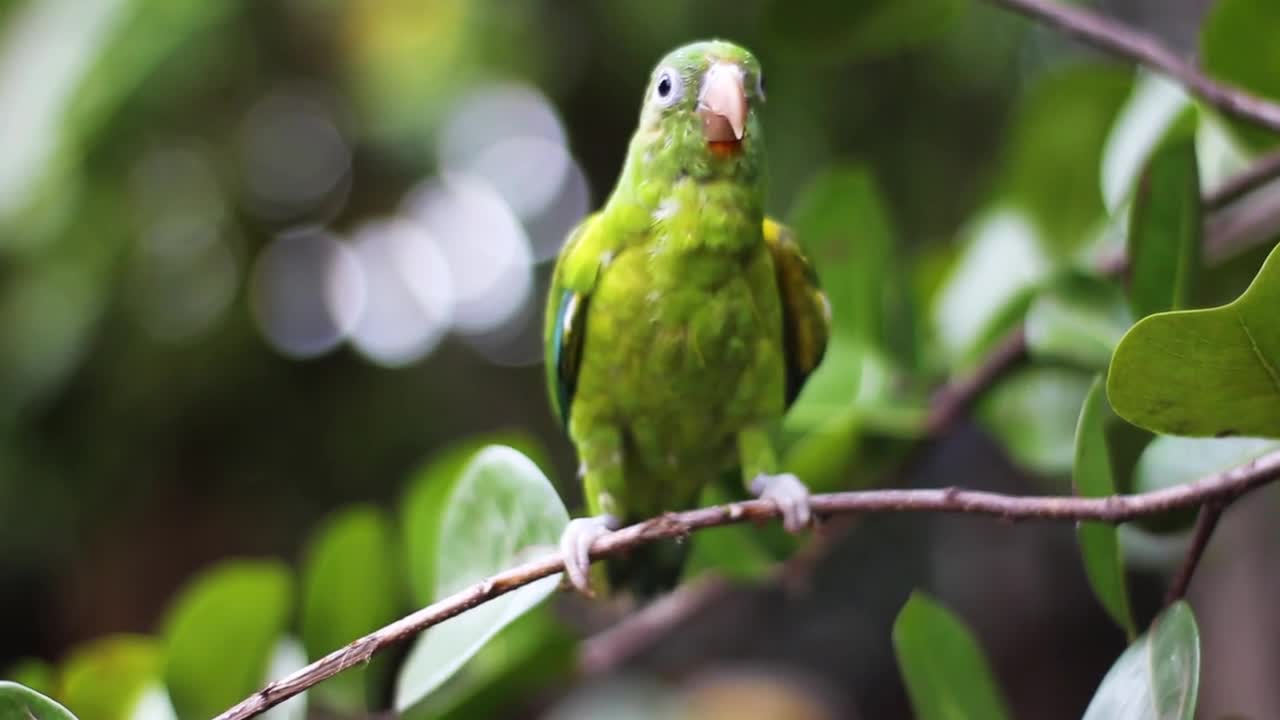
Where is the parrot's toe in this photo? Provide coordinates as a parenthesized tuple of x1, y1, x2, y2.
(751, 473, 812, 533)
(558, 514, 620, 595)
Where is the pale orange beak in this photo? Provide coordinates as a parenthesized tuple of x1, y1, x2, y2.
(698, 62, 747, 143)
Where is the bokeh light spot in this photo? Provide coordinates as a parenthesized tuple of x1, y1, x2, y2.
(250, 229, 365, 359)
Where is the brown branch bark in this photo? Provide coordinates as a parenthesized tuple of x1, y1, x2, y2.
(985, 0, 1280, 135)
(1164, 502, 1225, 605)
(1203, 149, 1280, 212)
(215, 449, 1280, 720)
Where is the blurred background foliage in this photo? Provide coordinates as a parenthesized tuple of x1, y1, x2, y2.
(4, 0, 1280, 717)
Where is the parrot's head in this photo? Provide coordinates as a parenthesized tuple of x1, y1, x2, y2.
(632, 40, 766, 184)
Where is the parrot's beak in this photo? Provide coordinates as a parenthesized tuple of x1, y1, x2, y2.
(698, 62, 747, 145)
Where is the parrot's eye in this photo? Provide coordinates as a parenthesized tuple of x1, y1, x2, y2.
(653, 67, 682, 107)
(756, 72, 766, 101)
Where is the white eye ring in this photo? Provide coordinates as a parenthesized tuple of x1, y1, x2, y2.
(653, 67, 682, 107)
(756, 72, 766, 102)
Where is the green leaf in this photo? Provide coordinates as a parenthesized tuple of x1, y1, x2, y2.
(1201, 0, 1280, 150)
(394, 445, 569, 712)
(1083, 601, 1200, 720)
(978, 366, 1095, 475)
(764, 0, 962, 64)
(404, 605, 574, 720)
(1073, 376, 1136, 638)
(1108, 243, 1280, 438)
(0, 681, 78, 720)
(788, 166, 894, 348)
(162, 560, 293, 720)
(892, 592, 1012, 720)
(1127, 111, 1202, 319)
(300, 506, 401, 713)
(401, 433, 550, 606)
(60, 635, 162, 720)
(1025, 272, 1132, 370)
(1131, 435, 1280, 533)
(2, 660, 56, 697)
(999, 64, 1132, 254)
(1101, 72, 1193, 213)
(933, 208, 1050, 364)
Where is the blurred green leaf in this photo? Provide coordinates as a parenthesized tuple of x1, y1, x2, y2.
(1127, 111, 1201, 319)
(0, 0, 234, 234)
(162, 560, 293, 720)
(0, 681, 78, 720)
(300, 506, 401, 713)
(401, 432, 550, 606)
(788, 165, 894, 348)
(933, 208, 1049, 365)
(764, 0, 962, 64)
(60, 635, 162, 720)
(394, 445, 568, 712)
(1132, 436, 1280, 533)
(1073, 376, 1135, 639)
(1025, 272, 1131, 370)
(783, 404, 862, 495)
(979, 366, 1094, 475)
(1108, 243, 1280, 438)
(1201, 0, 1280, 150)
(783, 333, 861, 432)
(1000, 64, 1132, 254)
(892, 592, 1011, 720)
(1101, 72, 1193, 213)
(2, 659, 56, 697)
(1083, 601, 1200, 720)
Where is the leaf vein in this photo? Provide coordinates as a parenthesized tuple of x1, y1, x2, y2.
(1237, 314, 1280, 396)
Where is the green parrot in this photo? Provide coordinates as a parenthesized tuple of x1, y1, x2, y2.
(544, 40, 830, 595)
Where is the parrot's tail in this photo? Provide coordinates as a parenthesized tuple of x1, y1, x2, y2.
(605, 538, 690, 599)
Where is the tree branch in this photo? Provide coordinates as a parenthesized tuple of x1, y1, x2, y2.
(1164, 502, 1225, 605)
(985, 0, 1280, 135)
(1203, 149, 1280, 212)
(215, 449, 1280, 720)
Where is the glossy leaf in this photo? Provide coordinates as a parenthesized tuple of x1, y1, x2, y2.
(1083, 601, 1200, 720)
(1025, 272, 1132, 369)
(1073, 376, 1136, 638)
(394, 446, 569, 711)
(1127, 111, 1201, 319)
(60, 635, 161, 720)
(764, 0, 962, 64)
(1109, 243, 1280, 438)
(161, 560, 293, 720)
(1101, 72, 1192, 213)
(0, 681, 78, 720)
(893, 592, 1012, 720)
(300, 505, 400, 713)
(1201, 0, 1280, 150)
(979, 366, 1094, 475)
(401, 433, 551, 607)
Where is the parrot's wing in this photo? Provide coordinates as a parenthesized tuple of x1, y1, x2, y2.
(764, 217, 831, 407)
(544, 212, 608, 428)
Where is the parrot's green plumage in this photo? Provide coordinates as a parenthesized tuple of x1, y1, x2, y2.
(544, 40, 830, 596)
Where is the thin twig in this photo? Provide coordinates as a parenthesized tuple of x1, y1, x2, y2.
(1203, 149, 1280, 212)
(1164, 502, 1225, 605)
(216, 449, 1280, 720)
(986, 0, 1280, 135)
(924, 327, 1030, 437)
(578, 575, 731, 675)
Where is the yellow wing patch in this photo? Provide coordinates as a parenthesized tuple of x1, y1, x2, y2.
(764, 217, 831, 406)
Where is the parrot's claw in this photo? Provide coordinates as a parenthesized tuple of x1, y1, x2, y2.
(751, 473, 812, 533)
(559, 514, 621, 595)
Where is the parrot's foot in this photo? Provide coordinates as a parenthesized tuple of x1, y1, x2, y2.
(751, 473, 813, 533)
(559, 514, 621, 595)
